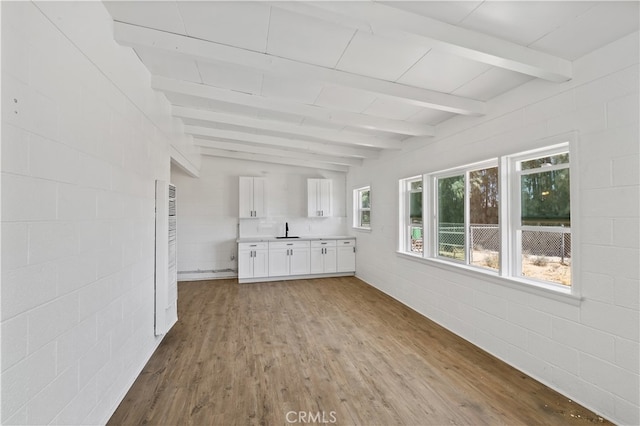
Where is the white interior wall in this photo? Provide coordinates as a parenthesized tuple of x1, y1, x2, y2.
(1, 2, 197, 424)
(346, 32, 639, 425)
(172, 156, 347, 281)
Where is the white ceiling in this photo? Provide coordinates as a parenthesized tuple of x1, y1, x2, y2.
(103, 1, 639, 172)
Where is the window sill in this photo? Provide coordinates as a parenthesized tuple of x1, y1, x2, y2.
(352, 227, 372, 232)
(395, 251, 581, 306)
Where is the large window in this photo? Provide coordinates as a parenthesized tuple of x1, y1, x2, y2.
(513, 148, 571, 286)
(398, 142, 573, 290)
(434, 162, 499, 270)
(354, 186, 371, 229)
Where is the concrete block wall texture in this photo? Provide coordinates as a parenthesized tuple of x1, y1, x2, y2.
(347, 32, 639, 424)
(1, 2, 198, 424)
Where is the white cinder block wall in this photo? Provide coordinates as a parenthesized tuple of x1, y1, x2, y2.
(1, 2, 199, 424)
(347, 33, 639, 424)
(172, 156, 347, 281)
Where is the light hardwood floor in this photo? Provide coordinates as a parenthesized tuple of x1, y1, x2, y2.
(108, 277, 608, 425)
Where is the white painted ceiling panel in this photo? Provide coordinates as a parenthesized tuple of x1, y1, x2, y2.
(267, 7, 355, 68)
(459, 1, 596, 47)
(336, 31, 430, 82)
(407, 109, 456, 126)
(452, 67, 534, 102)
(531, 2, 640, 60)
(135, 48, 201, 83)
(398, 49, 492, 93)
(105, 1, 639, 171)
(362, 98, 425, 121)
(177, 2, 271, 52)
(197, 61, 263, 95)
(313, 86, 376, 113)
(103, 1, 185, 34)
(382, 1, 483, 25)
(260, 75, 325, 104)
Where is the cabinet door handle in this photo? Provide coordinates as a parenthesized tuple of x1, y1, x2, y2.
(353, 247, 356, 253)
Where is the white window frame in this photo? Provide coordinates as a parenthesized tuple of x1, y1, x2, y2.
(397, 133, 578, 300)
(399, 176, 423, 254)
(353, 185, 371, 230)
(506, 142, 572, 286)
(427, 159, 499, 269)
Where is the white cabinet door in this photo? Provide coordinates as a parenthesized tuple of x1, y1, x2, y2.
(310, 247, 324, 274)
(310, 240, 337, 273)
(268, 248, 289, 277)
(307, 179, 332, 217)
(239, 177, 266, 218)
(253, 249, 269, 278)
(324, 246, 337, 273)
(336, 239, 356, 272)
(307, 179, 319, 217)
(239, 242, 269, 279)
(239, 177, 254, 218)
(290, 246, 310, 275)
(238, 249, 254, 279)
(252, 177, 266, 218)
(318, 179, 332, 217)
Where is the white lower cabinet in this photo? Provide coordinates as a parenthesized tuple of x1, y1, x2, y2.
(310, 240, 337, 274)
(268, 240, 310, 277)
(336, 239, 356, 272)
(238, 242, 269, 279)
(238, 238, 355, 283)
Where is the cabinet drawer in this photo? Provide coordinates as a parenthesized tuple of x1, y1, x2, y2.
(269, 240, 310, 250)
(239, 242, 268, 250)
(337, 239, 355, 247)
(311, 240, 337, 248)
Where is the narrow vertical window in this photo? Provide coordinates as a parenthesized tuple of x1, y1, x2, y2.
(515, 151, 571, 286)
(437, 174, 465, 261)
(399, 177, 424, 255)
(354, 186, 371, 229)
(469, 167, 500, 271)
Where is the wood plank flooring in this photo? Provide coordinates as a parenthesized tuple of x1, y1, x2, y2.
(108, 277, 608, 425)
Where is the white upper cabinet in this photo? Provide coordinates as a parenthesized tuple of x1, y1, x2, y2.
(307, 178, 332, 217)
(239, 176, 266, 218)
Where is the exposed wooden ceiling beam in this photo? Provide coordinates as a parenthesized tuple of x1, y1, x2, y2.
(199, 147, 350, 173)
(172, 106, 403, 150)
(193, 138, 363, 167)
(274, 2, 572, 82)
(114, 21, 484, 117)
(184, 125, 379, 159)
(153, 76, 431, 136)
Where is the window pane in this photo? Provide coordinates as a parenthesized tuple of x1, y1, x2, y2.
(521, 168, 570, 226)
(409, 189, 423, 253)
(410, 191, 422, 223)
(469, 167, 499, 270)
(438, 175, 465, 261)
(360, 211, 370, 227)
(521, 153, 569, 170)
(410, 180, 422, 191)
(521, 230, 571, 286)
(361, 190, 370, 209)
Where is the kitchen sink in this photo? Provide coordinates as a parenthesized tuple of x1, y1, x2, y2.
(276, 236, 300, 239)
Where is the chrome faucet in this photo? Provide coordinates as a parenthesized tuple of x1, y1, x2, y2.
(285, 222, 289, 238)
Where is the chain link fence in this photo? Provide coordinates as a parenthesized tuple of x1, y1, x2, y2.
(411, 223, 571, 264)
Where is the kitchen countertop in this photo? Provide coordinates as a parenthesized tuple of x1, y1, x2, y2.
(237, 235, 355, 243)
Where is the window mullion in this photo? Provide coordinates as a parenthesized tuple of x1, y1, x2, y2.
(464, 170, 471, 265)
(500, 156, 511, 277)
